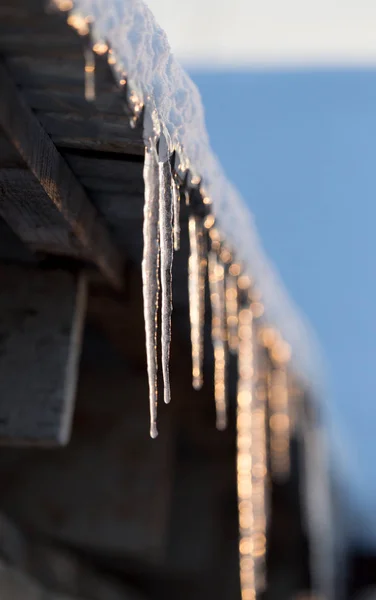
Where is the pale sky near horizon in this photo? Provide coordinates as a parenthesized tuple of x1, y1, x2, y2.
(147, 0, 376, 67)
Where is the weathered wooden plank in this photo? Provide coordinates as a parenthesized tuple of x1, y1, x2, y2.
(0, 265, 87, 446)
(0, 218, 36, 263)
(91, 191, 144, 222)
(0, 133, 24, 168)
(63, 152, 143, 182)
(23, 87, 128, 116)
(0, 364, 175, 561)
(0, 62, 124, 287)
(0, 34, 82, 58)
(54, 135, 144, 155)
(0, 168, 88, 258)
(6, 55, 86, 87)
(37, 111, 144, 153)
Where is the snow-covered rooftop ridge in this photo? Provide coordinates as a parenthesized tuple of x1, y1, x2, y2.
(63, 0, 323, 386)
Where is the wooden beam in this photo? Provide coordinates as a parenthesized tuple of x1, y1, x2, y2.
(0, 265, 87, 446)
(0, 168, 87, 258)
(0, 61, 124, 288)
(36, 111, 144, 155)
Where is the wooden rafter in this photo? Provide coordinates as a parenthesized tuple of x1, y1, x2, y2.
(0, 61, 124, 288)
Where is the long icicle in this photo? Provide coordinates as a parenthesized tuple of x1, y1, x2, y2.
(251, 325, 269, 594)
(237, 301, 258, 600)
(158, 159, 174, 405)
(142, 145, 160, 438)
(208, 250, 228, 429)
(172, 179, 181, 251)
(188, 215, 207, 390)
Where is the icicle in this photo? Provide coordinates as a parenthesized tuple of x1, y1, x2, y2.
(84, 46, 95, 102)
(259, 328, 292, 479)
(237, 301, 269, 599)
(142, 145, 160, 438)
(237, 303, 257, 600)
(252, 330, 269, 593)
(208, 250, 228, 430)
(188, 215, 207, 390)
(226, 267, 239, 353)
(267, 357, 291, 480)
(158, 159, 174, 405)
(172, 179, 181, 251)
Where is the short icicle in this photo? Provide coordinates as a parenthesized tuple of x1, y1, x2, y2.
(226, 267, 239, 353)
(142, 145, 160, 438)
(83, 45, 95, 102)
(172, 179, 181, 251)
(208, 250, 228, 430)
(158, 159, 174, 404)
(267, 352, 291, 480)
(188, 215, 207, 390)
(259, 328, 292, 480)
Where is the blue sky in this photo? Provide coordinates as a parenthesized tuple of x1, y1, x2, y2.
(190, 69, 376, 536)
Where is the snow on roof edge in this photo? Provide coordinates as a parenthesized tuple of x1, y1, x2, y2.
(61, 0, 324, 390)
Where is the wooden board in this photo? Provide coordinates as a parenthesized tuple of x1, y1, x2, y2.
(0, 265, 87, 445)
(0, 61, 124, 288)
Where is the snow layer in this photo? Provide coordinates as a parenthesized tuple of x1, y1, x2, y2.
(58, 0, 323, 386)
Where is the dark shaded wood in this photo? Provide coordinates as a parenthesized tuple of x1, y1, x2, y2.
(37, 111, 144, 155)
(0, 168, 87, 257)
(64, 153, 144, 182)
(0, 33, 83, 57)
(6, 55, 87, 87)
(0, 132, 24, 168)
(0, 265, 87, 446)
(54, 135, 144, 155)
(23, 87, 128, 116)
(0, 61, 124, 287)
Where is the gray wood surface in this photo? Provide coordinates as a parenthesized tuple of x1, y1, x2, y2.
(0, 61, 124, 288)
(0, 168, 87, 258)
(0, 265, 87, 446)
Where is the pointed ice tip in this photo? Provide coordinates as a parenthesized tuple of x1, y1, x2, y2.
(164, 390, 171, 404)
(192, 379, 203, 391)
(150, 423, 158, 439)
(216, 419, 227, 432)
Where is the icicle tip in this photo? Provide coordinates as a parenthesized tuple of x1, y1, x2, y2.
(192, 378, 203, 391)
(164, 387, 171, 404)
(216, 416, 227, 431)
(150, 422, 158, 439)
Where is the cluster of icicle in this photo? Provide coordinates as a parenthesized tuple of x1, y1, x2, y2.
(58, 8, 303, 598)
(142, 140, 178, 437)
(141, 137, 294, 599)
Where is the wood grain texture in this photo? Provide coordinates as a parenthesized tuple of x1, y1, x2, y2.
(0, 168, 87, 258)
(0, 61, 124, 287)
(23, 87, 128, 116)
(0, 265, 87, 446)
(36, 111, 144, 155)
